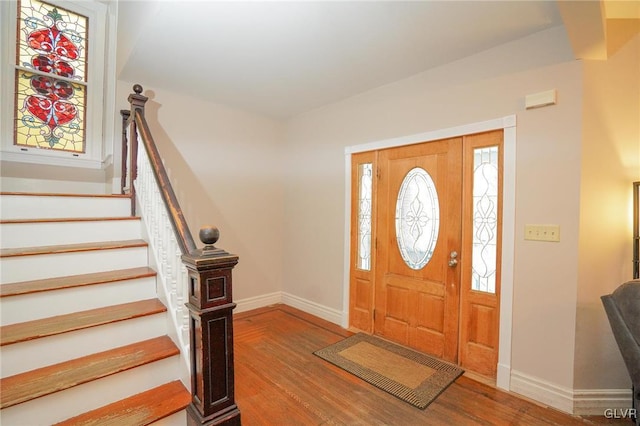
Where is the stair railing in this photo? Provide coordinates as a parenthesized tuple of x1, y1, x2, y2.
(121, 84, 241, 425)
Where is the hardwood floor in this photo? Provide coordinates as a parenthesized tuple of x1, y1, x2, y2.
(234, 305, 629, 426)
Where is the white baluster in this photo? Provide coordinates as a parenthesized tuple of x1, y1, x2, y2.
(180, 263, 190, 344)
(134, 136, 191, 371)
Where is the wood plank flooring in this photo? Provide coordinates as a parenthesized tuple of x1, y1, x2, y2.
(234, 305, 629, 426)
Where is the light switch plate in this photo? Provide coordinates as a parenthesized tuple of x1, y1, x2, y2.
(525, 224, 560, 242)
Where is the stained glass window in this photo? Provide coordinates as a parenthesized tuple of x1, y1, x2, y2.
(395, 167, 439, 270)
(357, 163, 373, 271)
(14, 0, 87, 153)
(471, 147, 499, 293)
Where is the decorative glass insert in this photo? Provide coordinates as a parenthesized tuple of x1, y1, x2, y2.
(395, 167, 439, 270)
(14, 0, 87, 153)
(471, 146, 499, 293)
(357, 163, 373, 271)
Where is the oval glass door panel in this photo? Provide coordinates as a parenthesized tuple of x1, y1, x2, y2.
(395, 167, 440, 269)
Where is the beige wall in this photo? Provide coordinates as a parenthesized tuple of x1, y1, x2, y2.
(574, 34, 640, 390)
(0, 161, 110, 194)
(115, 82, 286, 302)
(284, 25, 585, 392)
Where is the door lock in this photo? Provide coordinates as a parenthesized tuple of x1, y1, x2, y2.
(448, 251, 458, 267)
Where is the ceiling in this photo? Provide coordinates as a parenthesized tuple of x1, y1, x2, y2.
(115, 1, 638, 120)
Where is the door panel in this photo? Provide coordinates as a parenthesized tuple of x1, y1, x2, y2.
(374, 138, 462, 362)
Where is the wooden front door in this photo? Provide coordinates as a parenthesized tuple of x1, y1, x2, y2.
(349, 130, 503, 376)
(374, 138, 462, 363)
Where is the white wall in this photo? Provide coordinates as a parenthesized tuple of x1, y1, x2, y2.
(0, 161, 110, 194)
(574, 34, 640, 398)
(283, 25, 587, 406)
(116, 82, 286, 304)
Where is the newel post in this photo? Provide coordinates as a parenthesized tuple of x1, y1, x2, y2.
(183, 226, 241, 426)
(126, 84, 147, 216)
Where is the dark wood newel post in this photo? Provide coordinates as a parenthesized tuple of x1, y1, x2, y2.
(127, 84, 147, 216)
(119, 109, 130, 195)
(183, 226, 241, 426)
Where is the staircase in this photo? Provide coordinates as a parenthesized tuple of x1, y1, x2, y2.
(0, 192, 191, 425)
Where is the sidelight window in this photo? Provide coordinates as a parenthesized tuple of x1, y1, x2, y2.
(471, 146, 499, 293)
(357, 163, 373, 271)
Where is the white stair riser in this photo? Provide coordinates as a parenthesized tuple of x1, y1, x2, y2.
(151, 410, 187, 426)
(1, 246, 148, 283)
(1, 277, 157, 325)
(0, 219, 142, 248)
(0, 195, 130, 220)
(1, 313, 167, 377)
(0, 356, 181, 425)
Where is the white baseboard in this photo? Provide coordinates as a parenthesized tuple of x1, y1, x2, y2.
(510, 370, 633, 416)
(235, 292, 282, 314)
(510, 370, 574, 414)
(281, 292, 343, 325)
(234, 292, 343, 327)
(573, 388, 633, 415)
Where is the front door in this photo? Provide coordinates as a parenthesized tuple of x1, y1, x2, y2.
(349, 130, 503, 376)
(374, 138, 462, 362)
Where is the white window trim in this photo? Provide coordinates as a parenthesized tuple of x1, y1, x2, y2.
(0, 0, 116, 170)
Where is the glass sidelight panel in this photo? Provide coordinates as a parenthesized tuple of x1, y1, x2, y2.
(395, 167, 439, 270)
(471, 146, 499, 293)
(357, 163, 373, 270)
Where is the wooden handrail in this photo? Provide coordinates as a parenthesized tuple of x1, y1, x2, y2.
(123, 85, 196, 255)
(133, 109, 197, 254)
(122, 84, 241, 425)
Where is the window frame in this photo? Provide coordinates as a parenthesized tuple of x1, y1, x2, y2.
(0, 0, 115, 169)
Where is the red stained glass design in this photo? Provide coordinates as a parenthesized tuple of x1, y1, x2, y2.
(15, 0, 87, 152)
(26, 77, 77, 131)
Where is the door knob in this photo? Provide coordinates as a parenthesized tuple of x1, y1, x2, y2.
(448, 251, 458, 267)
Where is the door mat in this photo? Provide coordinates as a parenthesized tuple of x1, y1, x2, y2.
(314, 333, 463, 409)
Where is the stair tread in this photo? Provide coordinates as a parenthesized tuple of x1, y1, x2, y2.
(0, 192, 130, 199)
(0, 335, 179, 409)
(53, 380, 191, 426)
(1, 217, 140, 224)
(0, 239, 147, 258)
(0, 267, 156, 298)
(0, 298, 167, 346)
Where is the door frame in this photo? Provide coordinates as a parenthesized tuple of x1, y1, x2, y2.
(342, 115, 516, 391)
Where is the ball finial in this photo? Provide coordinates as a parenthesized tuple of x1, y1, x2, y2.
(199, 226, 220, 246)
(133, 84, 143, 94)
